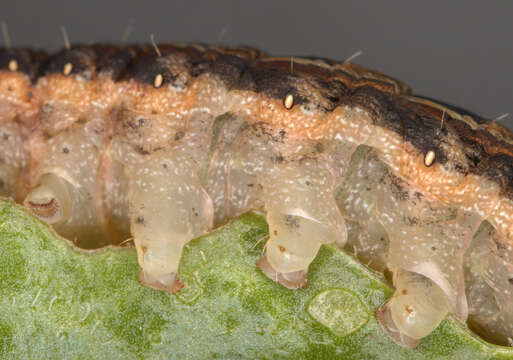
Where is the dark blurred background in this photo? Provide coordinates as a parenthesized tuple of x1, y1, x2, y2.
(1, 0, 511, 127)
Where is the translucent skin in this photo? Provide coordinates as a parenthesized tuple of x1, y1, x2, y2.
(389, 269, 451, 340)
(0, 71, 34, 201)
(263, 160, 346, 273)
(464, 222, 513, 345)
(1, 44, 513, 345)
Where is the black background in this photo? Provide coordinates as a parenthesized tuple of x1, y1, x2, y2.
(1, 0, 512, 128)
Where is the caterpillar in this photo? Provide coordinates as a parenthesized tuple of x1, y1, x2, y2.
(1, 42, 512, 348)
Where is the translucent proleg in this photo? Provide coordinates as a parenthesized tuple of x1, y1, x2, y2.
(24, 117, 112, 247)
(258, 160, 346, 288)
(23, 173, 73, 225)
(375, 161, 482, 323)
(378, 269, 450, 347)
(128, 153, 214, 293)
(265, 213, 329, 273)
(464, 221, 513, 346)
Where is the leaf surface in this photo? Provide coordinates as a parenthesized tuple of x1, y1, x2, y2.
(0, 199, 511, 359)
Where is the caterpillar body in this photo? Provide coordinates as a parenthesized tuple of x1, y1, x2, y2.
(0, 43, 512, 347)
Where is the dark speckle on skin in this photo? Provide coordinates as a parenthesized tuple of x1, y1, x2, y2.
(135, 146, 150, 155)
(273, 155, 284, 164)
(174, 131, 185, 141)
(405, 216, 419, 226)
(284, 215, 300, 228)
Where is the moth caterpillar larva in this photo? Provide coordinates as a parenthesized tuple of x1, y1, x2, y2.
(1, 42, 513, 348)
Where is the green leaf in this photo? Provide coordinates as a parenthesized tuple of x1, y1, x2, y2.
(0, 198, 512, 359)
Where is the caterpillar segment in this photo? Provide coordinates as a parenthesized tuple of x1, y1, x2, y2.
(1, 43, 513, 347)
